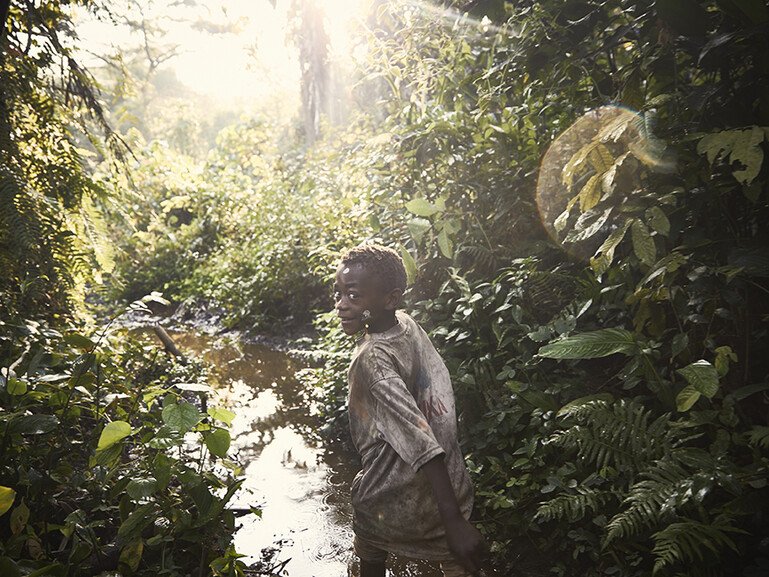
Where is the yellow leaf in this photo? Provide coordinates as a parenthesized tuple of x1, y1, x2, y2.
(0, 486, 16, 517)
(578, 174, 603, 211)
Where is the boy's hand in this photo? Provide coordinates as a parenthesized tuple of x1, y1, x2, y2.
(445, 516, 488, 574)
(420, 455, 489, 575)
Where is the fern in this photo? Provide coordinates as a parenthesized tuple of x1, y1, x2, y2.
(552, 399, 671, 471)
(652, 520, 742, 575)
(535, 488, 614, 523)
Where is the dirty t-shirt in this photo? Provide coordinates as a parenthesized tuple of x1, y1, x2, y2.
(347, 311, 474, 561)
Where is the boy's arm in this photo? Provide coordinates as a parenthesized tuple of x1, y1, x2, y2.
(420, 454, 488, 574)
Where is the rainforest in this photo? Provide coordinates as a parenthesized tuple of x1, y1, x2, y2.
(1, 0, 768, 576)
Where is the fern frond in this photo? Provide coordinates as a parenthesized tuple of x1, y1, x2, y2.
(652, 520, 742, 575)
(552, 399, 671, 471)
(535, 488, 614, 523)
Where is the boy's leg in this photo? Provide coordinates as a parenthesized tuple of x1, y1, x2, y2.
(439, 560, 474, 577)
(354, 534, 387, 577)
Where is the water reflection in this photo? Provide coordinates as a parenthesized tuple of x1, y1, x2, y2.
(161, 330, 444, 577)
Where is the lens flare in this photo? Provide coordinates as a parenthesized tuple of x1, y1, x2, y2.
(536, 105, 675, 261)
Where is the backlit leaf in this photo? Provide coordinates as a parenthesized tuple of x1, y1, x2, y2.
(204, 428, 231, 458)
(539, 328, 639, 359)
(97, 421, 132, 451)
(398, 244, 417, 285)
(405, 198, 441, 217)
(0, 487, 16, 517)
(162, 402, 201, 433)
(207, 406, 236, 426)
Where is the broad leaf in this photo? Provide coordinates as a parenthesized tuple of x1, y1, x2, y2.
(10, 414, 59, 435)
(204, 428, 231, 458)
(631, 219, 656, 266)
(405, 198, 441, 217)
(539, 328, 639, 359)
(162, 402, 201, 432)
(207, 406, 236, 426)
(6, 378, 27, 395)
(677, 360, 719, 398)
(437, 229, 453, 258)
(0, 486, 16, 517)
(676, 385, 701, 412)
(97, 421, 132, 451)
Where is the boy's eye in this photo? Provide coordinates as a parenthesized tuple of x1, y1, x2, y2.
(348, 292, 359, 300)
(333, 291, 342, 301)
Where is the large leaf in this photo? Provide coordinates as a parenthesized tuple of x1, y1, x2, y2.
(204, 428, 231, 458)
(0, 486, 16, 516)
(539, 328, 639, 359)
(405, 198, 441, 217)
(631, 219, 656, 266)
(162, 402, 201, 432)
(10, 414, 59, 435)
(117, 504, 156, 540)
(590, 219, 633, 275)
(676, 385, 701, 412)
(677, 360, 719, 398)
(207, 406, 236, 426)
(97, 421, 132, 451)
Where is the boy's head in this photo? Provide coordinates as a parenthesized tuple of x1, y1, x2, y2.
(334, 244, 407, 335)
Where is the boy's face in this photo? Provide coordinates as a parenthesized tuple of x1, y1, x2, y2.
(334, 262, 401, 335)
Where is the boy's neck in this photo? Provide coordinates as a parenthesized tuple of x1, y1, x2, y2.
(366, 310, 398, 334)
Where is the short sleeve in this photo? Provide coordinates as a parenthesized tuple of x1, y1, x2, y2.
(369, 375, 445, 471)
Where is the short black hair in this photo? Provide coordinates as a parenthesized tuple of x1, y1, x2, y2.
(340, 243, 407, 294)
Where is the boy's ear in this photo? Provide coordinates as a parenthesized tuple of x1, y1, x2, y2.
(384, 288, 403, 310)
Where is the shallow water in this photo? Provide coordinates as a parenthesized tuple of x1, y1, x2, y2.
(162, 330, 444, 577)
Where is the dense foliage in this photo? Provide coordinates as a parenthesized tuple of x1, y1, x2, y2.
(299, 1, 769, 575)
(0, 302, 243, 577)
(4, 0, 769, 576)
(0, 3, 247, 576)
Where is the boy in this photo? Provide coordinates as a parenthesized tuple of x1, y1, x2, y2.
(333, 244, 487, 577)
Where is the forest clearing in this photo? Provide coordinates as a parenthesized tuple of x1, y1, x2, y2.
(1, 0, 768, 576)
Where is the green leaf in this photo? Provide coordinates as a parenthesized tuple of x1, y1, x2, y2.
(97, 421, 132, 451)
(6, 378, 27, 395)
(645, 206, 670, 236)
(207, 406, 236, 426)
(697, 130, 738, 164)
(578, 173, 602, 211)
(676, 385, 701, 412)
(437, 229, 453, 258)
(162, 402, 201, 433)
(0, 486, 16, 517)
(126, 478, 157, 500)
(117, 504, 155, 540)
(10, 414, 59, 435)
(590, 219, 633, 275)
(677, 360, 719, 398)
(539, 328, 639, 359)
(398, 244, 417, 286)
(731, 126, 765, 185)
(119, 539, 144, 572)
(64, 332, 95, 350)
(631, 219, 656, 266)
(405, 198, 441, 217)
(407, 218, 431, 244)
(204, 428, 231, 458)
(10, 500, 29, 535)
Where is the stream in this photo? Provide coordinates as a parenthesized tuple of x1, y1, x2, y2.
(161, 330, 444, 577)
